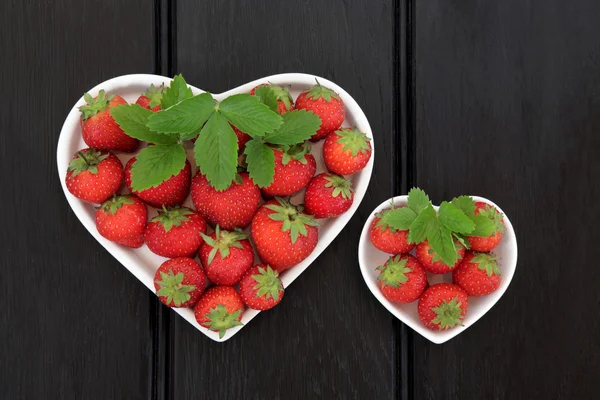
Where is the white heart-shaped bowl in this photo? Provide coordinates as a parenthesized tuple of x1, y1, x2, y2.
(358, 195, 517, 344)
(57, 73, 374, 342)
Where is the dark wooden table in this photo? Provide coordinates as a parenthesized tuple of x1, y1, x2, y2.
(2, 1, 599, 399)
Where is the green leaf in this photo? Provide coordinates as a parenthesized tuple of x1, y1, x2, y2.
(408, 204, 436, 244)
(110, 104, 177, 144)
(244, 139, 275, 188)
(469, 214, 496, 237)
(147, 93, 215, 134)
(194, 112, 238, 191)
(264, 110, 321, 145)
(407, 188, 430, 214)
(161, 74, 193, 109)
(219, 94, 282, 136)
(130, 143, 187, 191)
(451, 195, 476, 216)
(438, 201, 475, 234)
(427, 219, 457, 267)
(253, 85, 279, 113)
(379, 207, 417, 231)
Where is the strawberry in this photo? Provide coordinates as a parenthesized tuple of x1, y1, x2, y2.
(323, 128, 372, 175)
(65, 148, 123, 204)
(416, 239, 466, 274)
(95, 195, 147, 248)
(153, 257, 206, 308)
(251, 198, 319, 272)
(304, 173, 354, 218)
(418, 283, 468, 331)
(377, 254, 427, 304)
(466, 202, 505, 252)
(231, 125, 252, 153)
(124, 157, 191, 208)
(261, 144, 317, 198)
(453, 251, 502, 296)
(144, 206, 207, 258)
(194, 286, 244, 338)
(79, 90, 138, 152)
(295, 81, 345, 141)
(191, 172, 261, 230)
(135, 84, 164, 112)
(369, 207, 415, 254)
(250, 84, 294, 114)
(239, 265, 284, 310)
(199, 226, 254, 285)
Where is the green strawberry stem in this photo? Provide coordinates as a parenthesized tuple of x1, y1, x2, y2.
(304, 79, 340, 102)
(99, 195, 135, 215)
(79, 89, 115, 121)
(68, 149, 109, 177)
(376, 255, 412, 288)
(266, 197, 319, 244)
(151, 206, 193, 233)
(431, 296, 464, 330)
(324, 174, 353, 199)
(252, 266, 283, 301)
(472, 252, 502, 277)
(200, 225, 248, 265)
(205, 305, 243, 339)
(156, 270, 195, 307)
(335, 128, 371, 157)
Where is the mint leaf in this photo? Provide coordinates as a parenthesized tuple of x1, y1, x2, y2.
(438, 201, 475, 234)
(264, 110, 321, 145)
(451, 195, 476, 216)
(381, 207, 418, 231)
(219, 94, 282, 136)
(244, 139, 275, 187)
(407, 188, 430, 214)
(147, 93, 215, 134)
(253, 85, 279, 113)
(194, 112, 238, 191)
(110, 104, 177, 145)
(427, 219, 457, 266)
(408, 204, 436, 244)
(469, 214, 496, 237)
(161, 74, 193, 109)
(130, 144, 186, 191)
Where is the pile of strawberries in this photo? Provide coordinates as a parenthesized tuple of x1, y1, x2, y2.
(369, 192, 505, 331)
(65, 80, 372, 338)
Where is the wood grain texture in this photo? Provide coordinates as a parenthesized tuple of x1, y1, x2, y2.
(0, 1, 155, 398)
(413, 1, 600, 399)
(168, 1, 397, 398)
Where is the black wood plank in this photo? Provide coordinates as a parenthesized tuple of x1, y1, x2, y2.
(0, 1, 156, 399)
(413, 1, 600, 399)
(167, 1, 397, 398)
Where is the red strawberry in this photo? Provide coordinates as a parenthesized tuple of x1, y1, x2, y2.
(304, 173, 354, 218)
(95, 195, 147, 248)
(239, 265, 284, 310)
(231, 125, 252, 153)
(453, 251, 501, 296)
(125, 157, 191, 208)
(79, 90, 138, 152)
(466, 202, 505, 252)
(295, 81, 345, 141)
(369, 207, 415, 254)
(191, 172, 261, 230)
(418, 283, 468, 331)
(65, 148, 123, 204)
(250, 84, 294, 114)
(323, 128, 372, 175)
(194, 286, 244, 338)
(144, 206, 207, 258)
(135, 84, 164, 112)
(199, 226, 254, 285)
(377, 254, 427, 304)
(416, 239, 466, 274)
(261, 144, 317, 198)
(251, 198, 319, 272)
(153, 257, 206, 308)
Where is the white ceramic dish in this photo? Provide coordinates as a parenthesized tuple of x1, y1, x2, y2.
(57, 73, 374, 342)
(358, 195, 517, 344)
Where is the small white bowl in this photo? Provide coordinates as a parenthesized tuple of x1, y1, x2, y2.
(358, 195, 517, 344)
(56, 73, 374, 342)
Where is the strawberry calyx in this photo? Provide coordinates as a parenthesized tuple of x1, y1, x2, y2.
(266, 197, 319, 244)
(375, 201, 400, 232)
(204, 304, 244, 339)
(324, 174, 353, 199)
(431, 296, 465, 330)
(79, 89, 115, 121)
(98, 195, 135, 215)
(471, 252, 501, 277)
(200, 225, 248, 265)
(335, 128, 372, 157)
(376, 255, 412, 288)
(151, 206, 193, 233)
(252, 266, 283, 301)
(270, 84, 294, 111)
(68, 149, 109, 177)
(155, 269, 196, 306)
(144, 83, 165, 108)
(275, 142, 311, 165)
(303, 79, 341, 102)
(478, 205, 505, 235)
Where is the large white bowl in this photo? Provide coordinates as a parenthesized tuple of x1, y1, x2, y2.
(358, 195, 517, 344)
(56, 73, 374, 342)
